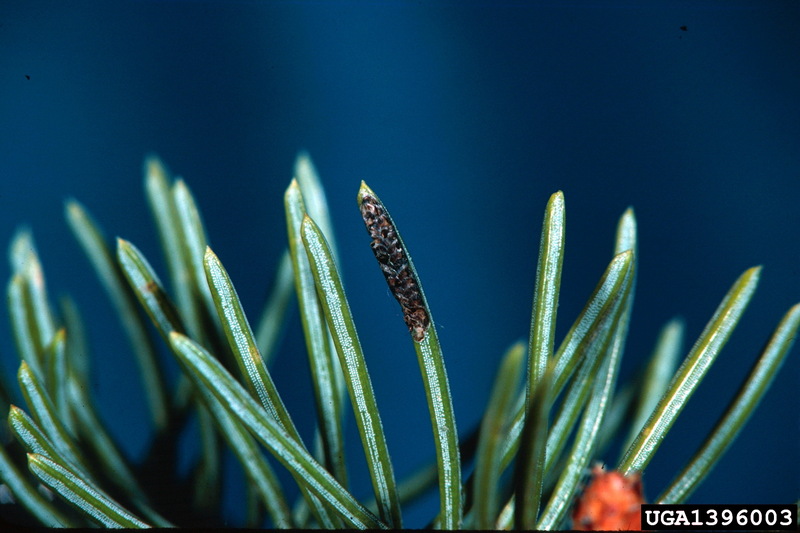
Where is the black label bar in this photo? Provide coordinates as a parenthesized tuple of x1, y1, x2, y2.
(641, 504, 797, 531)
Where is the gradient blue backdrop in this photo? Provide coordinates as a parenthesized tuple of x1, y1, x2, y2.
(1, 1, 798, 527)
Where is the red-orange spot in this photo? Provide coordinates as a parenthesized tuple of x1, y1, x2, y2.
(572, 465, 644, 531)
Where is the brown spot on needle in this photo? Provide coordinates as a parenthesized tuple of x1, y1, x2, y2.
(358, 182, 430, 342)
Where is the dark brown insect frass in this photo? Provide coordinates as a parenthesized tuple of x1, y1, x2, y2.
(360, 192, 430, 342)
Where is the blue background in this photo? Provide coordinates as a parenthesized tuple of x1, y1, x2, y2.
(1, 0, 798, 527)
